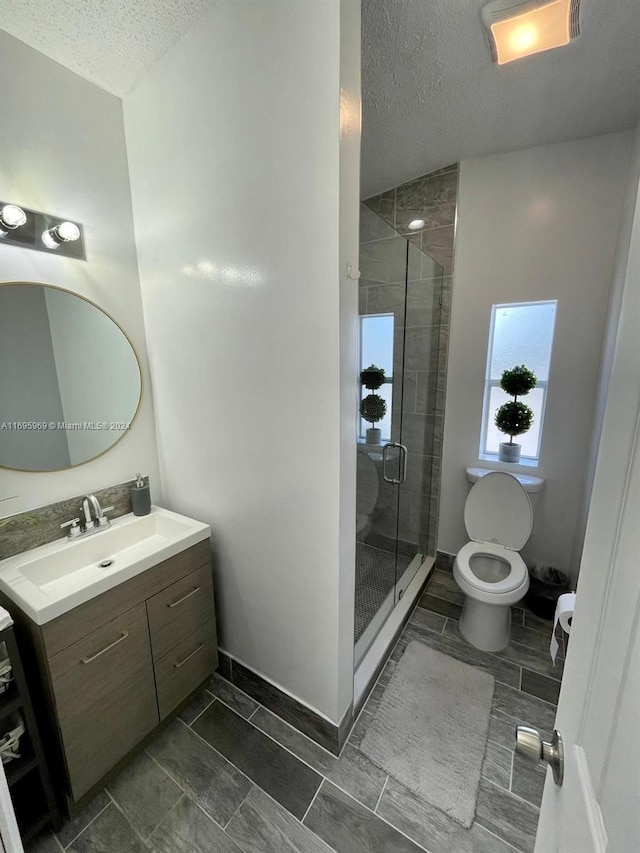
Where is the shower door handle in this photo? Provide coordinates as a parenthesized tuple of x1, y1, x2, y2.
(399, 443, 408, 484)
(382, 442, 403, 485)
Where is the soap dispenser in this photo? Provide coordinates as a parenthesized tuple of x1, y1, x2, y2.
(131, 473, 151, 516)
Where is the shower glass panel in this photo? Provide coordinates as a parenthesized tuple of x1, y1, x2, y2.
(355, 206, 444, 667)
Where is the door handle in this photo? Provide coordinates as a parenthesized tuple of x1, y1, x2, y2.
(382, 442, 403, 484)
(398, 443, 408, 484)
(515, 726, 564, 786)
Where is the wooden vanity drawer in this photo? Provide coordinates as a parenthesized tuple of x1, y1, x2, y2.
(49, 602, 158, 800)
(146, 564, 214, 661)
(155, 619, 218, 719)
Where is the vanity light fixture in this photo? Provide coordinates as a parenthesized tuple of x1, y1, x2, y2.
(0, 201, 85, 259)
(42, 221, 81, 249)
(0, 204, 27, 235)
(481, 0, 580, 65)
(408, 219, 426, 230)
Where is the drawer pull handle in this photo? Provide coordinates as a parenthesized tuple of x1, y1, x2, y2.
(168, 586, 200, 608)
(81, 631, 129, 664)
(174, 643, 205, 669)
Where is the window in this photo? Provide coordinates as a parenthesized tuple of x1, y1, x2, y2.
(359, 314, 394, 441)
(480, 301, 557, 464)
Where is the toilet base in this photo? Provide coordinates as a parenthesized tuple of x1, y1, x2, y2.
(459, 596, 512, 652)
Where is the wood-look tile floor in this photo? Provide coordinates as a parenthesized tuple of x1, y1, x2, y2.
(27, 568, 562, 853)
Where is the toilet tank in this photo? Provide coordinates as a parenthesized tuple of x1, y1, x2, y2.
(465, 467, 544, 510)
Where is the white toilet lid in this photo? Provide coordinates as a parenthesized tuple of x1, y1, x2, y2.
(464, 471, 533, 550)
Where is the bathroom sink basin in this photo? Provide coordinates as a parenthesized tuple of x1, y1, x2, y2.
(0, 507, 210, 624)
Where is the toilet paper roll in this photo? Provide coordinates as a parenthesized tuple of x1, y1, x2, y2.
(550, 593, 576, 665)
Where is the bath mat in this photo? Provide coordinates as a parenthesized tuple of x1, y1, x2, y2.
(359, 640, 495, 827)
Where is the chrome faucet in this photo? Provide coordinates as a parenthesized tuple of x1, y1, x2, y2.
(60, 494, 114, 540)
(82, 494, 103, 531)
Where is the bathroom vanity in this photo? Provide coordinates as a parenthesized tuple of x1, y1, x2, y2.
(0, 507, 217, 811)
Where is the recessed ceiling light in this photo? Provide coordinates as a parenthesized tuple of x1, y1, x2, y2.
(481, 0, 580, 66)
(408, 219, 426, 230)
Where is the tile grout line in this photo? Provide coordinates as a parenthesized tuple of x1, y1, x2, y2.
(212, 670, 265, 710)
(373, 774, 389, 813)
(144, 748, 188, 798)
(185, 693, 429, 848)
(145, 740, 251, 834)
(102, 792, 154, 847)
(223, 787, 253, 830)
(417, 602, 562, 695)
(483, 776, 541, 812)
(509, 749, 515, 793)
(183, 689, 216, 726)
(300, 781, 323, 824)
(196, 695, 346, 793)
(57, 798, 113, 849)
(142, 793, 186, 843)
(478, 822, 526, 853)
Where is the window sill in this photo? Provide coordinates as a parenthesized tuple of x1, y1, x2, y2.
(479, 452, 539, 469)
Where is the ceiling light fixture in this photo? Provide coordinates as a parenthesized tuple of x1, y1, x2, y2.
(408, 219, 426, 230)
(42, 221, 81, 249)
(0, 204, 27, 235)
(481, 0, 580, 65)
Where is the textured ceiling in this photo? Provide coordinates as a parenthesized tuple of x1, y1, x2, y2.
(362, 0, 640, 196)
(3, 1, 639, 191)
(0, 0, 217, 95)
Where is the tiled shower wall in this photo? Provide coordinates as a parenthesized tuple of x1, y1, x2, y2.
(360, 165, 458, 556)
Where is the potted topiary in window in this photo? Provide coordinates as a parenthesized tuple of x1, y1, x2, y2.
(360, 365, 387, 445)
(495, 364, 537, 463)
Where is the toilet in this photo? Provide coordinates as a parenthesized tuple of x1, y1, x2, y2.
(453, 470, 536, 652)
(356, 448, 380, 538)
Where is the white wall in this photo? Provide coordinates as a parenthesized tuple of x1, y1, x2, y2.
(125, 0, 358, 725)
(439, 133, 633, 580)
(0, 32, 160, 514)
(337, 0, 361, 717)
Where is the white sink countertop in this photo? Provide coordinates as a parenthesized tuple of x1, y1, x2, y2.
(0, 506, 210, 625)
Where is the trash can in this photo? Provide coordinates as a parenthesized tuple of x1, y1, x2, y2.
(525, 563, 569, 620)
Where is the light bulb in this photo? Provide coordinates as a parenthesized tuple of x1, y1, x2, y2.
(408, 219, 426, 230)
(510, 23, 538, 52)
(0, 204, 27, 235)
(42, 221, 80, 249)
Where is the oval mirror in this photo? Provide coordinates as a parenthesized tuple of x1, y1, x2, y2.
(0, 282, 142, 472)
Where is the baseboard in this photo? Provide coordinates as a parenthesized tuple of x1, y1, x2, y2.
(215, 651, 349, 755)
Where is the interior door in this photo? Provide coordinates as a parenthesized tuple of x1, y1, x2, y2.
(531, 185, 640, 852)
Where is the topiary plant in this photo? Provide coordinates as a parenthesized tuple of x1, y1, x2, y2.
(360, 393, 387, 425)
(360, 364, 385, 390)
(495, 401, 534, 440)
(495, 364, 537, 461)
(500, 364, 537, 398)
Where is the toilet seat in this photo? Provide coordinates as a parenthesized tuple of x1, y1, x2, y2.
(454, 472, 532, 606)
(454, 541, 528, 596)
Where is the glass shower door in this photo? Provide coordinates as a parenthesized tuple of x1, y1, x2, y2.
(390, 240, 444, 602)
(354, 207, 444, 666)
